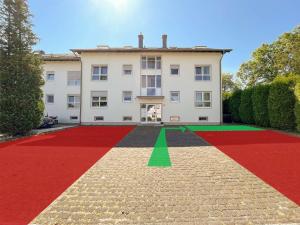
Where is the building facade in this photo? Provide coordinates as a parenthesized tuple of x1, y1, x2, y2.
(42, 34, 231, 125)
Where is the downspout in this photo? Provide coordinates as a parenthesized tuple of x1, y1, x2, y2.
(219, 51, 224, 124)
(79, 57, 83, 125)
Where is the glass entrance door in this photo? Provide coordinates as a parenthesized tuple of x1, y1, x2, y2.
(141, 104, 162, 123)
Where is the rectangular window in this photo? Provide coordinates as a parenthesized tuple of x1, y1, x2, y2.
(170, 116, 180, 122)
(46, 72, 55, 81)
(123, 116, 132, 121)
(170, 65, 180, 75)
(199, 116, 208, 121)
(195, 65, 211, 81)
(67, 95, 80, 108)
(67, 71, 81, 86)
(122, 91, 132, 103)
(195, 91, 212, 108)
(91, 91, 108, 107)
(70, 116, 78, 120)
(141, 75, 161, 96)
(94, 116, 104, 121)
(141, 56, 161, 70)
(92, 65, 108, 80)
(46, 94, 54, 104)
(123, 65, 132, 75)
(170, 91, 180, 102)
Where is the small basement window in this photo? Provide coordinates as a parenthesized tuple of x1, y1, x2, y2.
(198, 116, 208, 121)
(70, 116, 78, 120)
(123, 116, 132, 121)
(170, 116, 180, 122)
(94, 116, 104, 121)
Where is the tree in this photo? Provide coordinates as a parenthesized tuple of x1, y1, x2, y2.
(222, 72, 241, 93)
(237, 26, 300, 86)
(229, 89, 242, 122)
(0, 0, 44, 135)
(239, 88, 255, 124)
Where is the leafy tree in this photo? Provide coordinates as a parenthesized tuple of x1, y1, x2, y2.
(222, 72, 241, 93)
(295, 82, 300, 132)
(252, 84, 270, 127)
(0, 0, 44, 135)
(239, 88, 255, 124)
(237, 26, 300, 86)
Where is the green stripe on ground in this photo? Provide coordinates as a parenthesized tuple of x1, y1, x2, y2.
(148, 128, 171, 167)
(186, 125, 264, 132)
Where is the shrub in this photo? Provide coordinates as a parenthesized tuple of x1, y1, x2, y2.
(229, 90, 242, 122)
(252, 84, 270, 127)
(239, 88, 255, 124)
(295, 82, 300, 132)
(268, 77, 296, 130)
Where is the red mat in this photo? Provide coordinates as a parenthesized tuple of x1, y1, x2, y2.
(196, 130, 300, 206)
(0, 126, 134, 225)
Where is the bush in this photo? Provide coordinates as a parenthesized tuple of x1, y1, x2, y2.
(252, 84, 270, 127)
(223, 92, 231, 114)
(229, 90, 242, 122)
(239, 88, 255, 124)
(295, 82, 300, 132)
(268, 77, 296, 130)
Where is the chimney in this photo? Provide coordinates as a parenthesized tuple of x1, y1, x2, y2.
(138, 32, 144, 48)
(162, 34, 167, 48)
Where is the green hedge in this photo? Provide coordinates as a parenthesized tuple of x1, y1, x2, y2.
(252, 84, 270, 127)
(295, 82, 300, 132)
(268, 78, 296, 130)
(229, 90, 242, 122)
(239, 88, 255, 124)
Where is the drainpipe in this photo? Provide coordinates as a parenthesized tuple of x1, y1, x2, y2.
(79, 56, 83, 125)
(219, 51, 224, 125)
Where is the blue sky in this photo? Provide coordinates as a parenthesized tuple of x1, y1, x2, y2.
(29, 0, 300, 73)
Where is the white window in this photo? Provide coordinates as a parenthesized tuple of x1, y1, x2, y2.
(170, 91, 180, 102)
(91, 91, 108, 107)
(141, 75, 161, 96)
(170, 65, 180, 75)
(46, 94, 54, 104)
(122, 91, 132, 103)
(195, 66, 211, 81)
(67, 71, 80, 86)
(92, 65, 108, 80)
(94, 116, 104, 121)
(123, 116, 132, 121)
(170, 116, 180, 122)
(123, 65, 132, 75)
(46, 72, 55, 81)
(195, 91, 212, 108)
(141, 56, 161, 69)
(67, 95, 80, 108)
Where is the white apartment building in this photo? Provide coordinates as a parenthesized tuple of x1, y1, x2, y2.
(42, 34, 231, 125)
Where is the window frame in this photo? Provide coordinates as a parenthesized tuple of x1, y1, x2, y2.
(194, 65, 211, 81)
(123, 116, 133, 121)
(91, 65, 108, 81)
(46, 94, 54, 104)
(91, 91, 108, 108)
(70, 116, 79, 120)
(122, 64, 133, 75)
(46, 72, 55, 81)
(94, 116, 104, 121)
(195, 91, 212, 108)
(170, 91, 180, 103)
(122, 91, 133, 103)
(170, 64, 180, 76)
(141, 56, 161, 70)
(67, 95, 80, 109)
(67, 71, 81, 86)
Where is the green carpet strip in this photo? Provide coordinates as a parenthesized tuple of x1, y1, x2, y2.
(186, 125, 264, 132)
(148, 126, 186, 167)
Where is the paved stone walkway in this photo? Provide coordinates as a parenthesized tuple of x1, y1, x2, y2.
(31, 146, 300, 225)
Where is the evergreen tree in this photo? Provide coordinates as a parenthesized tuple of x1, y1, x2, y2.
(0, 0, 44, 135)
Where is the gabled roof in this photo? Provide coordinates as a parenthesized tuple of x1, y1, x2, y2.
(71, 47, 232, 54)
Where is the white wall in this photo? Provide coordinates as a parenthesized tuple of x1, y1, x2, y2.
(42, 61, 81, 123)
(80, 52, 222, 124)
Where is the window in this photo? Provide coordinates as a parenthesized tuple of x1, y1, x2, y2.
(46, 94, 54, 104)
(170, 91, 180, 102)
(67, 95, 80, 108)
(195, 66, 211, 81)
(91, 91, 108, 107)
(123, 116, 132, 121)
(170, 65, 180, 75)
(94, 116, 104, 121)
(141, 75, 161, 96)
(141, 56, 161, 69)
(67, 71, 80, 86)
(122, 91, 132, 103)
(195, 91, 212, 108)
(123, 65, 132, 75)
(92, 65, 108, 80)
(199, 116, 208, 121)
(46, 72, 55, 81)
(170, 116, 180, 122)
(70, 116, 78, 120)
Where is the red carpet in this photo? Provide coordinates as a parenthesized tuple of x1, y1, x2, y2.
(0, 126, 134, 225)
(196, 130, 300, 206)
